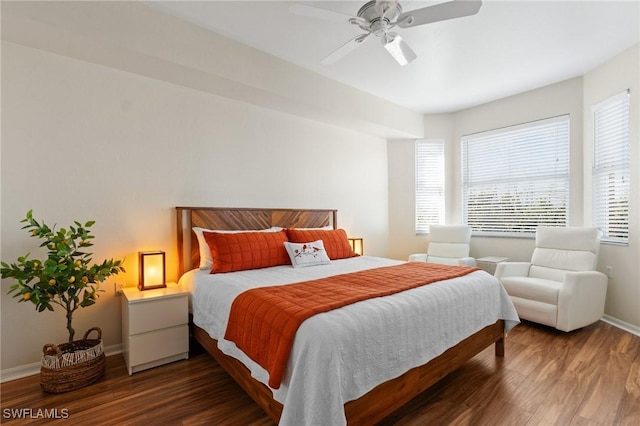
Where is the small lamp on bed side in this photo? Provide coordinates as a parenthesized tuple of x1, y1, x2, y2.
(348, 237, 364, 256)
(138, 250, 166, 290)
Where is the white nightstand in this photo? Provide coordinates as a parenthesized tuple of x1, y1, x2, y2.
(476, 256, 510, 275)
(121, 283, 189, 375)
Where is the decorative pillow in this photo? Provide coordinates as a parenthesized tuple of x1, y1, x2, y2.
(284, 240, 331, 268)
(286, 228, 357, 260)
(203, 230, 290, 273)
(193, 227, 280, 270)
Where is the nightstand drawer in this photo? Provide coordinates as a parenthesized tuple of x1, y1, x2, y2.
(129, 295, 187, 335)
(128, 324, 189, 366)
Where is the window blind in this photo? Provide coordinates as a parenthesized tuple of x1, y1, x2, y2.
(592, 90, 630, 244)
(462, 115, 570, 236)
(415, 139, 444, 234)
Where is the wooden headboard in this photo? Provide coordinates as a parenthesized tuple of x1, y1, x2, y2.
(175, 207, 338, 276)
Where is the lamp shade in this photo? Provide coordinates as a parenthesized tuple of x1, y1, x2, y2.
(348, 238, 364, 256)
(138, 251, 166, 290)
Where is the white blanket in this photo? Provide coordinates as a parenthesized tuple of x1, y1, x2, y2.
(180, 256, 520, 426)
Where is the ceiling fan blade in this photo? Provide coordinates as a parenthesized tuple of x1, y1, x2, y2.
(289, 3, 355, 23)
(383, 33, 417, 66)
(321, 33, 371, 65)
(397, 0, 482, 28)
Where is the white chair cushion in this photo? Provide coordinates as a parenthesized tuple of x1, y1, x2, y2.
(427, 242, 470, 259)
(408, 253, 428, 262)
(415, 225, 474, 266)
(529, 265, 568, 282)
(536, 226, 600, 253)
(426, 255, 461, 266)
(429, 224, 471, 244)
(500, 276, 561, 305)
(530, 248, 597, 273)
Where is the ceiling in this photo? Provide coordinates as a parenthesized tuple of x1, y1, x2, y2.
(148, 1, 639, 114)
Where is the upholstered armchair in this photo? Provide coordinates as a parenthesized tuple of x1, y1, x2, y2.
(495, 226, 607, 332)
(408, 224, 475, 266)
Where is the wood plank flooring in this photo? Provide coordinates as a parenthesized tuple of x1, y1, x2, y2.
(1, 321, 639, 425)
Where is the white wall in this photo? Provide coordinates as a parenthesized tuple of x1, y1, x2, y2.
(389, 78, 583, 261)
(453, 77, 585, 261)
(0, 41, 389, 371)
(388, 114, 455, 258)
(583, 44, 640, 328)
(0, 0, 426, 375)
(1, 1, 423, 140)
(388, 45, 640, 330)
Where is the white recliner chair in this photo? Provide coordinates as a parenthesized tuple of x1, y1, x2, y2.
(409, 224, 475, 266)
(495, 226, 607, 332)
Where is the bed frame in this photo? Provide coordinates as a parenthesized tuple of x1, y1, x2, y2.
(176, 207, 505, 425)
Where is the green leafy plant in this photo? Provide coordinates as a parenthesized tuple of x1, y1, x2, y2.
(1, 210, 125, 346)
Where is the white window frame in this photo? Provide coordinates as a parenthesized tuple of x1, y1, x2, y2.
(462, 115, 570, 237)
(415, 139, 445, 234)
(592, 90, 630, 245)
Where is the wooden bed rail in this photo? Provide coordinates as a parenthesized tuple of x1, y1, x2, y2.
(192, 320, 505, 425)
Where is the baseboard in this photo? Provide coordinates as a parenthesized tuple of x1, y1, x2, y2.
(0, 344, 122, 384)
(601, 315, 640, 337)
(0, 361, 41, 384)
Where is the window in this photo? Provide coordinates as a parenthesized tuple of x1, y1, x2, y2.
(592, 90, 630, 244)
(462, 115, 570, 236)
(415, 139, 444, 234)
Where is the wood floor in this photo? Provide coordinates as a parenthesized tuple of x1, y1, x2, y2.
(2, 320, 639, 425)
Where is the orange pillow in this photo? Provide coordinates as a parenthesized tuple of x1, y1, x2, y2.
(286, 228, 357, 260)
(203, 230, 290, 273)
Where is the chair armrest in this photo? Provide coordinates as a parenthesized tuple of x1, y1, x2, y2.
(494, 262, 531, 279)
(556, 271, 608, 332)
(408, 253, 428, 262)
(458, 257, 476, 267)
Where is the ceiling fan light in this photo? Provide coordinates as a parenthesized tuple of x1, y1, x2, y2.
(383, 33, 416, 66)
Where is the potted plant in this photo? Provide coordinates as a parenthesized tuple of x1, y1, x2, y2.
(1, 210, 125, 392)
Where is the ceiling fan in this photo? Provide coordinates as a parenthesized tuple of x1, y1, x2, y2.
(291, 0, 483, 66)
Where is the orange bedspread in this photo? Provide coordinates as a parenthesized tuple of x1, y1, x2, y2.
(224, 262, 479, 389)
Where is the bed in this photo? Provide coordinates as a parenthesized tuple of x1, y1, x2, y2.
(176, 207, 519, 425)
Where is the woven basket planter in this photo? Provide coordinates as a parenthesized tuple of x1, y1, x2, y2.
(40, 327, 106, 393)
